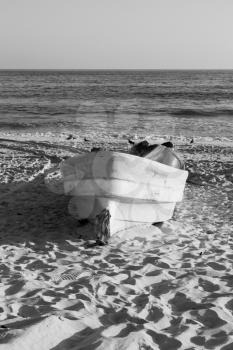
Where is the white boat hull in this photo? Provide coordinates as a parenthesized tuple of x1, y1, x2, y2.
(61, 151, 188, 234)
(70, 195, 176, 233)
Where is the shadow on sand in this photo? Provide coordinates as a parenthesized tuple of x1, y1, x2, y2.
(0, 172, 97, 248)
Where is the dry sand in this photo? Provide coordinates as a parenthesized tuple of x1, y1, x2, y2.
(0, 130, 233, 349)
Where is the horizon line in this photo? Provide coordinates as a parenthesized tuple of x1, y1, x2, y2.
(1, 68, 233, 71)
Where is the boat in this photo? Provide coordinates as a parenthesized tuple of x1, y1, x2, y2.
(60, 145, 188, 240)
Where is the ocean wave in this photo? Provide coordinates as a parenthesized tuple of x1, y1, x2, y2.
(0, 105, 77, 116)
(0, 119, 81, 130)
(169, 108, 233, 117)
(1, 85, 233, 101)
(0, 121, 32, 129)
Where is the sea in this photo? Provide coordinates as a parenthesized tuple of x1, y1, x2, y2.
(0, 69, 233, 139)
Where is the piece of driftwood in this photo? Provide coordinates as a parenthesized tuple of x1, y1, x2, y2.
(94, 208, 111, 245)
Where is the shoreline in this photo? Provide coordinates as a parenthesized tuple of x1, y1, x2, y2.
(1, 128, 233, 145)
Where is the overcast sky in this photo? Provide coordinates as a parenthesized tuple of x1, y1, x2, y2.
(0, 0, 233, 69)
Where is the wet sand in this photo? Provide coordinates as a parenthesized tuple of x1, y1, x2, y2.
(0, 130, 233, 349)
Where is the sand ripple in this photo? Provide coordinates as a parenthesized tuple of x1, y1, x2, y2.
(0, 132, 233, 349)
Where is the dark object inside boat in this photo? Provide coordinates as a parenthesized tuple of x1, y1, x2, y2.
(130, 140, 184, 169)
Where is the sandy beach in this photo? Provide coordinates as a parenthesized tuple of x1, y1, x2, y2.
(0, 129, 232, 349)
